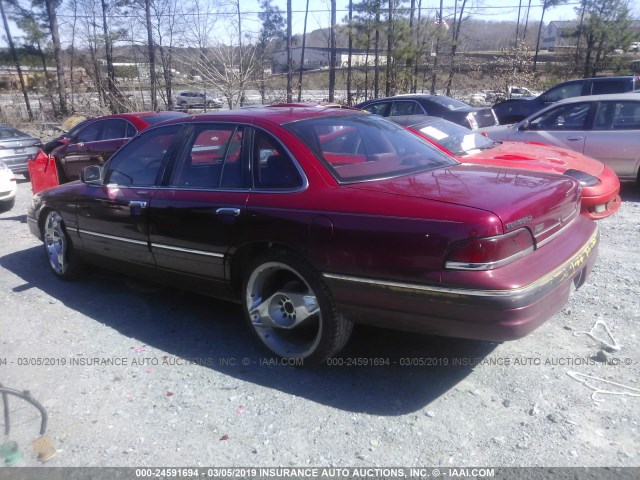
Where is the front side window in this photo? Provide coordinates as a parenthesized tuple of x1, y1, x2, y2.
(171, 125, 245, 189)
(104, 125, 181, 186)
(285, 114, 457, 183)
(362, 102, 391, 116)
(529, 102, 591, 131)
(543, 82, 584, 103)
(99, 119, 127, 140)
(76, 122, 101, 143)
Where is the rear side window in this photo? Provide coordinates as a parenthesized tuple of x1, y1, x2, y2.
(171, 125, 245, 189)
(591, 80, 628, 95)
(252, 130, 302, 189)
(593, 101, 640, 130)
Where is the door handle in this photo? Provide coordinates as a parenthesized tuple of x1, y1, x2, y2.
(129, 201, 148, 209)
(216, 207, 241, 217)
(567, 136, 583, 141)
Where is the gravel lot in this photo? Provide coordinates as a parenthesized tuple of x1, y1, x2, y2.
(1, 178, 639, 470)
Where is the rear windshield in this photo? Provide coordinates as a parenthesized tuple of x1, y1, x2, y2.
(143, 112, 188, 125)
(411, 119, 497, 156)
(427, 96, 470, 110)
(284, 114, 457, 183)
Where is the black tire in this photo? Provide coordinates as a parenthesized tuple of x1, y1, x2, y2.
(242, 250, 353, 365)
(42, 210, 85, 280)
(23, 171, 30, 180)
(0, 197, 15, 212)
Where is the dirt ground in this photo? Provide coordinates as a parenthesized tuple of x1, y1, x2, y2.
(0, 178, 639, 472)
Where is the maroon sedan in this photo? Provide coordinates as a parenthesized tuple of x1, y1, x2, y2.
(28, 107, 598, 364)
(46, 111, 187, 182)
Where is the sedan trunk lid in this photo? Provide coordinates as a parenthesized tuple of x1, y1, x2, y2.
(346, 163, 580, 246)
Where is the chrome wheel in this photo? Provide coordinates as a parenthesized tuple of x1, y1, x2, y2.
(43, 211, 68, 275)
(245, 261, 323, 359)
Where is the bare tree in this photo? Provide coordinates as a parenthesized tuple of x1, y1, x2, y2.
(42, 0, 68, 115)
(445, 0, 469, 96)
(144, 0, 157, 110)
(329, 0, 336, 101)
(297, 0, 310, 101)
(0, 0, 33, 120)
(286, 0, 293, 102)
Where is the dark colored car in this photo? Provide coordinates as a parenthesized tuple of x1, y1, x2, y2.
(492, 75, 640, 124)
(46, 111, 188, 182)
(28, 107, 598, 364)
(0, 125, 43, 179)
(392, 115, 621, 220)
(357, 94, 498, 130)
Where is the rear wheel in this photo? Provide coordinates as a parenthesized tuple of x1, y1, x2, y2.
(242, 250, 353, 365)
(43, 210, 84, 280)
(0, 197, 15, 212)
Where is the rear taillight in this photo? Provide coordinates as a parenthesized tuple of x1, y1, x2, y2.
(445, 228, 534, 270)
(466, 113, 479, 130)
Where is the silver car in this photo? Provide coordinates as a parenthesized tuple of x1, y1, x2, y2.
(175, 90, 223, 110)
(0, 125, 42, 179)
(481, 93, 640, 182)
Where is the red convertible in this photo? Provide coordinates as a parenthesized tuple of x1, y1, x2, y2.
(28, 107, 599, 364)
(391, 115, 620, 220)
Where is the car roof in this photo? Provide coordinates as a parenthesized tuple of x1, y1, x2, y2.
(557, 92, 640, 104)
(157, 106, 369, 126)
(360, 94, 441, 103)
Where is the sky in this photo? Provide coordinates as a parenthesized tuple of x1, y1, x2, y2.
(1, 1, 639, 49)
(250, 0, 640, 36)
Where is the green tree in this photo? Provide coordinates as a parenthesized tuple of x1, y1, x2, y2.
(258, 0, 285, 102)
(578, 0, 634, 76)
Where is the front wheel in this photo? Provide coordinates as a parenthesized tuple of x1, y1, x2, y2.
(43, 210, 84, 280)
(242, 251, 353, 365)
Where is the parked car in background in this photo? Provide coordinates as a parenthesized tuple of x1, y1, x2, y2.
(28, 107, 598, 363)
(175, 90, 224, 110)
(492, 75, 640, 124)
(0, 162, 17, 211)
(357, 94, 499, 130)
(392, 115, 620, 220)
(0, 125, 43, 179)
(46, 111, 188, 182)
(481, 93, 640, 183)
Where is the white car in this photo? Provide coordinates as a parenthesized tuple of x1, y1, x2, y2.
(0, 162, 17, 211)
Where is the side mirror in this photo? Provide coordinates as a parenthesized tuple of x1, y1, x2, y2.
(517, 120, 530, 131)
(81, 165, 102, 184)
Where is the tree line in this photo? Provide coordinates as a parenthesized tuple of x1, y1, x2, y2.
(0, 0, 636, 122)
